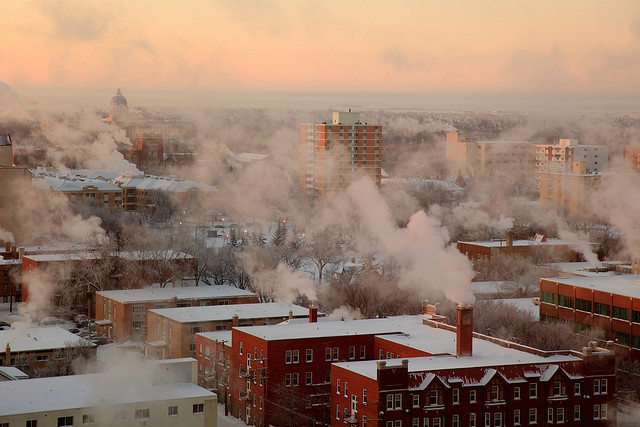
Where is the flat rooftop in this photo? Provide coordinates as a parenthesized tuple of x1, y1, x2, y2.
(149, 303, 309, 323)
(458, 238, 570, 248)
(97, 285, 257, 304)
(197, 330, 232, 345)
(0, 373, 214, 416)
(24, 250, 194, 263)
(544, 275, 640, 299)
(0, 326, 93, 353)
(545, 262, 618, 278)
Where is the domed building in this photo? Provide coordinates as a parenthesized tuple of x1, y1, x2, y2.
(106, 88, 129, 122)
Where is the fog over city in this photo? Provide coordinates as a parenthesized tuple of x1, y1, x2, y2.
(1, 1, 640, 425)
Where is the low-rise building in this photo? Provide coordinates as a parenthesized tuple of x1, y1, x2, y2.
(0, 326, 95, 377)
(0, 357, 217, 426)
(95, 285, 259, 343)
(147, 303, 310, 360)
(540, 274, 640, 361)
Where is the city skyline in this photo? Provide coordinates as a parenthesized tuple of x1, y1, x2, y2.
(2, 0, 639, 94)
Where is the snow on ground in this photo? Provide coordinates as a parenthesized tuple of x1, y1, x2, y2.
(217, 402, 248, 426)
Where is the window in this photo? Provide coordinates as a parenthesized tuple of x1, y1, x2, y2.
(83, 414, 95, 424)
(514, 409, 521, 426)
(600, 379, 608, 394)
(394, 393, 402, 409)
(177, 302, 191, 307)
(27, 421, 38, 427)
(558, 294, 573, 308)
(529, 383, 537, 398)
(349, 346, 355, 360)
(135, 409, 150, 420)
(293, 373, 299, 386)
(574, 382, 581, 395)
(491, 385, 500, 401)
(132, 305, 145, 313)
(413, 394, 420, 407)
(613, 306, 630, 321)
(593, 405, 600, 420)
(387, 394, 394, 410)
(333, 347, 339, 361)
(529, 408, 537, 424)
(573, 405, 580, 421)
(36, 354, 50, 362)
(285, 350, 292, 364)
(452, 414, 459, 427)
(240, 342, 243, 355)
(432, 419, 440, 427)
(58, 417, 73, 426)
(514, 386, 520, 400)
(541, 291, 556, 304)
(337, 404, 341, 420)
(337, 379, 341, 394)
(553, 381, 562, 396)
(547, 408, 553, 423)
(557, 408, 564, 424)
(344, 381, 348, 396)
(259, 397, 263, 409)
(285, 373, 292, 387)
(190, 326, 203, 335)
(413, 419, 420, 427)
(360, 345, 366, 359)
(292, 350, 299, 364)
(379, 349, 384, 359)
(306, 349, 313, 363)
(363, 388, 368, 404)
(429, 389, 438, 405)
(306, 372, 313, 385)
(616, 331, 630, 346)
(469, 414, 476, 427)
(601, 404, 607, 419)
(193, 403, 204, 414)
(469, 390, 477, 403)
(453, 388, 459, 404)
(493, 413, 502, 427)
(484, 413, 490, 427)
(326, 348, 332, 361)
(423, 418, 429, 427)
(114, 411, 126, 422)
(351, 394, 358, 414)
(168, 405, 178, 416)
(594, 302, 611, 316)
(633, 310, 640, 323)
(575, 298, 592, 312)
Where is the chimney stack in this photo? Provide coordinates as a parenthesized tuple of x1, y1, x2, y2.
(232, 314, 239, 328)
(5, 343, 10, 366)
(4, 242, 10, 252)
(456, 304, 473, 357)
(18, 247, 24, 259)
(309, 306, 318, 323)
(288, 310, 293, 321)
(506, 230, 513, 248)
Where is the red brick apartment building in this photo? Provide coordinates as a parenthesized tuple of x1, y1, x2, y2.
(458, 232, 582, 263)
(95, 285, 259, 343)
(195, 306, 615, 427)
(540, 274, 640, 360)
(147, 303, 310, 359)
(300, 111, 381, 196)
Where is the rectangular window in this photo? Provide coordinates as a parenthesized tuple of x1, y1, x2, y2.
(292, 350, 299, 363)
(132, 305, 145, 313)
(632, 335, 640, 349)
(413, 419, 420, 427)
(557, 408, 564, 424)
(558, 294, 574, 308)
(293, 373, 299, 386)
(613, 306, 630, 321)
(547, 408, 553, 423)
(574, 405, 581, 421)
(333, 347, 339, 361)
(553, 381, 562, 396)
(337, 379, 340, 394)
(469, 414, 476, 427)
(601, 404, 607, 419)
(83, 414, 95, 424)
(395, 393, 402, 409)
(326, 347, 332, 361)
(514, 386, 520, 400)
(430, 389, 438, 405)
(541, 291, 556, 304)
(168, 405, 178, 416)
(493, 413, 502, 427)
(58, 417, 73, 427)
(529, 383, 537, 398)
(423, 418, 429, 427)
(433, 419, 440, 427)
(387, 394, 394, 410)
(363, 389, 367, 403)
(413, 394, 420, 407)
(285, 350, 292, 364)
(470, 390, 477, 403)
(135, 409, 150, 420)
(344, 381, 348, 397)
(285, 373, 291, 387)
(452, 414, 459, 427)
(484, 413, 490, 427)
(193, 403, 204, 414)
(190, 326, 203, 334)
(575, 298, 592, 312)
(306, 349, 313, 362)
(574, 382, 581, 395)
(514, 409, 520, 426)
(360, 345, 366, 359)
(601, 379, 608, 394)
(529, 408, 537, 424)
(349, 346, 355, 360)
(633, 310, 640, 323)
(594, 404, 600, 420)
(617, 332, 630, 346)
(337, 405, 341, 420)
(379, 349, 383, 359)
(594, 302, 611, 316)
(26, 421, 38, 427)
(453, 388, 459, 404)
(36, 355, 50, 362)
(306, 372, 313, 385)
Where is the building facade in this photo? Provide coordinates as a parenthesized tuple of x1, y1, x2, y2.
(300, 111, 381, 195)
(95, 286, 259, 343)
(535, 139, 607, 188)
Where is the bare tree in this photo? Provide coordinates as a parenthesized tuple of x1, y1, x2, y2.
(308, 228, 345, 285)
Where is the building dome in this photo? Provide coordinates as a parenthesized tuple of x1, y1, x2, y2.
(108, 88, 129, 121)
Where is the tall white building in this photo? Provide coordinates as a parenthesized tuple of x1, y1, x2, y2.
(535, 139, 608, 188)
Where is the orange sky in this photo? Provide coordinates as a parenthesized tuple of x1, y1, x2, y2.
(2, 0, 640, 93)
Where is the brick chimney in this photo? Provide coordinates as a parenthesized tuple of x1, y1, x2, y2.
(5, 343, 10, 366)
(309, 306, 318, 323)
(456, 304, 473, 357)
(232, 314, 239, 327)
(506, 230, 513, 248)
(4, 242, 10, 252)
(288, 310, 293, 321)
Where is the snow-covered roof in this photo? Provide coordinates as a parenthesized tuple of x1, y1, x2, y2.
(381, 178, 465, 192)
(0, 373, 214, 416)
(0, 326, 93, 353)
(116, 175, 217, 193)
(149, 303, 309, 323)
(0, 366, 28, 380)
(23, 250, 193, 263)
(544, 262, 617, 278)
(483, 298, 540, 318)
(458, 238, 570, 248)
(97, 285, 257, 304)
(197, 331, 232, 346)
(0, 258, 21, 266)
(544, 275, 640, 299)
(33, 175, 122, 192)
(232, 153, 269, 163)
